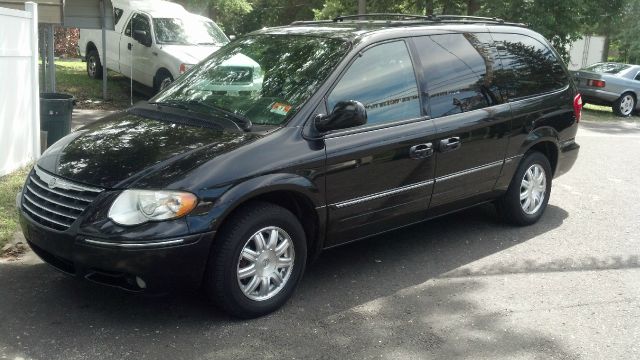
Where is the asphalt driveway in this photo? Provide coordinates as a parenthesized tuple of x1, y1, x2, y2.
(1, 118, 638, 360)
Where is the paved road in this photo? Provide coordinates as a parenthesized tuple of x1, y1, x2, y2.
(1, 119, 639, 360)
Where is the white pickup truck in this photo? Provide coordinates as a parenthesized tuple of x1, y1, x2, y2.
(79, 0, 229, 93)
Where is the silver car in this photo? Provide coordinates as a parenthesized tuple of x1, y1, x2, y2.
(573, 62, 640, 116)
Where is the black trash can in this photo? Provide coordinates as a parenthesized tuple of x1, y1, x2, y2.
(40, 93, 75, 148)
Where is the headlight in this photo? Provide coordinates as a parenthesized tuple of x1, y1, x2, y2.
(108, 190, 198, 226)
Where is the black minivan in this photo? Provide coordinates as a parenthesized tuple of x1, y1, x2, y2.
(19, 15, 581, 318)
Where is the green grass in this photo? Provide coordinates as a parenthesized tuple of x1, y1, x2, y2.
(55, 60, 147, 110)
(0, 166, 31, 249)
(582, 103, 640, 123)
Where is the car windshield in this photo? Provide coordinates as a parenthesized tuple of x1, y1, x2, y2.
(153, 17, 228, 45)
(151, 34, 349, 126)
(584, 63, 631, 74)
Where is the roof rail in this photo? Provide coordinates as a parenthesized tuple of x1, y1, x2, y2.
(333, 13, 434, 22)
(432, 15, 504, 22)
(291, 13, 525, 27)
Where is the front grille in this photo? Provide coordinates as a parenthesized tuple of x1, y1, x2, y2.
(22, 167, 104, 231)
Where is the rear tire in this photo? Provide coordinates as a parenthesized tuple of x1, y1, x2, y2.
(86, 50, 103, 79)
(496, 151, 552, 226)
(205, 201, 307, 319)
(613, 92, 636, 117)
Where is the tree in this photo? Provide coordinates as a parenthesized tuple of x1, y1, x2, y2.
(185, 0, 253, 34)
(611, 0, 640, 63)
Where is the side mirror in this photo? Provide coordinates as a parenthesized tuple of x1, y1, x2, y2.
(229, 34, 236, 41)
(133, 30, 151, 47)
(315, 100, 367, 133)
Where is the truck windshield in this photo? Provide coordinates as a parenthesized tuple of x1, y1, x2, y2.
(151, 34, 349, 126)
(584, 63, 631, 74)
(154, 17, 228, 45)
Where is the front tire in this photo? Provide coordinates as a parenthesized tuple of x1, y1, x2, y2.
(205, 202, 307, 319)
(86, 50, 103, 79)
(496, 151, 552, 226)
(613, 92, 636, 117)
(154, 70, 173, 93)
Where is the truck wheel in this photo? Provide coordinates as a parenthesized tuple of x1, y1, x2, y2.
(204, 201, 307, 319)
(86, 50, 103, 79)
(613, 93, 636, 117)
(154, 70, 173, 93)
(496, 151, 552, 226)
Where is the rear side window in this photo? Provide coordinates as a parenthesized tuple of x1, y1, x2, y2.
(413, 33, 503, 119)
(328, 41, 421, 125)
(491, 33, 568, 100)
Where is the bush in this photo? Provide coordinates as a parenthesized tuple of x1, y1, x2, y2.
(54, 26, 80, 58)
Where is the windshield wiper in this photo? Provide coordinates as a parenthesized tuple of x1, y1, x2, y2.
(149, 100, 252, 131)
(183, 100, 252, 131)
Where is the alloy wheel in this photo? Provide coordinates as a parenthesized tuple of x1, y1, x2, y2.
(236, 226, 295, 301)
(520, 163, 546, 215)
(159, 78, 172, 91)
(88, 57, 97, 77)
(619, 94, 634, 116)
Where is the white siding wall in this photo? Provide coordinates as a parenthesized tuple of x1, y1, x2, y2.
(0, 3, 40, 176)
(567, 36, 606, 70)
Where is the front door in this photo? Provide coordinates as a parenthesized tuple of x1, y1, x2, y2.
(323, 40, 438, 246)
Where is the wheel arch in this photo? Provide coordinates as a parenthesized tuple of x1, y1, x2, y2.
(519, 126, 560, 176)
(206, 174, 326, 262)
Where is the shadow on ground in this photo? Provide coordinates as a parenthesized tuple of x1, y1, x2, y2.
(0, 204, 597, 359)
(580, 117, 640, 135)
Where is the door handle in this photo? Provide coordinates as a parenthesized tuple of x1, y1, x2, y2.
(439, 137, 461, 152)
(409, 143, 434, 159)
(127, 43, 132, 50)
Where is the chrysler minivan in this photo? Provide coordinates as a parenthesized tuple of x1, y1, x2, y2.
(20, 15, 580, 318)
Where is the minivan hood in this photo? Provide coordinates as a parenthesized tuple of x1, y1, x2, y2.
(160, 44, 221, 64)
(37, 111, 257, 189)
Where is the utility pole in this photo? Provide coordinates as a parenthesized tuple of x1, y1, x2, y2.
(358, 0, 366, 17)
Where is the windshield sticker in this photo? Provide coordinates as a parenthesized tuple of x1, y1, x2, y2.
(270, 102, 292, 116)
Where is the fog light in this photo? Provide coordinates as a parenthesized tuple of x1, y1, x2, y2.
(135, 276, 147, 289)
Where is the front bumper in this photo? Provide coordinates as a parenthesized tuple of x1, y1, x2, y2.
(555, 138, 580, 178)
(20, 209, 215, 292)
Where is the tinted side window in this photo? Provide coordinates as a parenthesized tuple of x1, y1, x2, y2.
(328, 41, 420, 125)
(491, 33, 568, 100)
(114, 8, 123, 25)
(414, 33, 502, 119)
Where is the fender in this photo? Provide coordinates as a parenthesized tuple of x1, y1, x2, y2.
(517, 126, 561, 156)
(187, 172, 325, 234)
(496, 126, 561, 191)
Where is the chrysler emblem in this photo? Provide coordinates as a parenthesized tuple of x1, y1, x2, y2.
(48, 177, 57, 188)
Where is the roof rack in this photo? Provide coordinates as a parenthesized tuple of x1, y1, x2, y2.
(333, 13, 434, 22)
(430, 14, 505, 23)
(333, 13, 507, 24)
(291, 13, 525, 27)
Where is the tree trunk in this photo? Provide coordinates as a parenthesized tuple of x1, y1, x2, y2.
(602, 35, 610, 62)
(466, 0, 480, 15)
(358, 0, 366, 14)
(424, 0, 434, 15)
